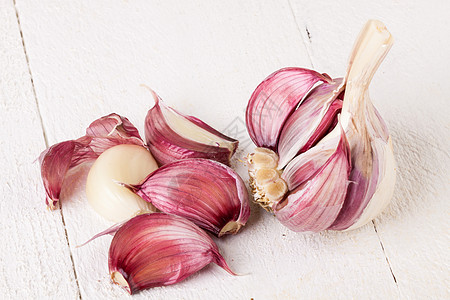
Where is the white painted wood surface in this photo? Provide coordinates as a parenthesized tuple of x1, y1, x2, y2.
(1, 0, 448, 299)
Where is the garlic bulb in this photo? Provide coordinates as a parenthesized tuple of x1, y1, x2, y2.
(86, 144, 158, 222)
(109, 213, 235, 294)
(245, 20, 396, 232)
(39, 113, 145, 210)
(144, 88, 238, 166)
(125, 158, 250, 236)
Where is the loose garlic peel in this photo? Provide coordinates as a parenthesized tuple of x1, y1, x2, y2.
(86, 144, 158, 222)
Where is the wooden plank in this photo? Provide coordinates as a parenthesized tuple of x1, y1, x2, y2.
(288, 0, 450, 298)
(15, 0, 398, 298)
(0, 0, 79, 298)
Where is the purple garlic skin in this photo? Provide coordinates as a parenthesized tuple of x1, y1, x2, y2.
(144, 89, 238, 166)
(128, 158, 250, 236)
(109, 213, 235, 294)
(39, 113, 145, 210)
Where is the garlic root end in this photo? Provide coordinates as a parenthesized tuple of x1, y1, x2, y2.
(111, 271, 131, 294)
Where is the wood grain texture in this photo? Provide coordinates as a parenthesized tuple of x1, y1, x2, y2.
(288, 0, 450, 298)
(0, 0, 79, 298)
(6, 0, 447, 298)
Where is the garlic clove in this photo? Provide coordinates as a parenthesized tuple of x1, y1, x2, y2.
(108, 213, 235, 294)
(277, 79, 344, 168)
(127, 158, 250, 237)
(329, 20, 396, 230)
(245, 68, 332, 150)
(86, 144, 158, 222)
(39, 113, 145, 210)
(144, 88, 238, 166)
(274, 127, 351, 232)
(281, 136, 337, 191)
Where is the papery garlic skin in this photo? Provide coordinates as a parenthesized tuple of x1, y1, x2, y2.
(329, 20, 396, 230)
(109, 213, 235, 294)
(246, 68, 332, 150)
(86, 144, 158, 222)
(144, 89, 238, 166)
(39, 113, 145, 210)
(128, 158, 250, 236)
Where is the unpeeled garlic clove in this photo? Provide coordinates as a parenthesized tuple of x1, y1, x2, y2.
(274, 127, 351, 232)
(86, 144, 158, 222)
(277, 79, 344, 168)
(281, 135, 338, 191)
(144, 88, 238, 166)
(127, 158, 250, 236)
(39, 114, 145, 210)
(245, 68, 332, 150)
(109, 213, 236, 294)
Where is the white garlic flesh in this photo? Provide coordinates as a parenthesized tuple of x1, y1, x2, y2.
(86, 144, 158, 222)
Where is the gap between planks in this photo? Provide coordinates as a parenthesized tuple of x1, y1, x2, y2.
(287, 0, 316, 69)
(285, 0, 400, 291)
(12, 1, 82, 299)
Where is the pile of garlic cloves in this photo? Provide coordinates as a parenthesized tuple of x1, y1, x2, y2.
(246, 19, 396, 232)
(39, 88, 248, 294)
(38, 19, 396, 295)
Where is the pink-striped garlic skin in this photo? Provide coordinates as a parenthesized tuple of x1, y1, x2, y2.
(109, 213, 235, 294)
(130, 158, 250, 236)
(144, 90, 238, 166)
(39, 113, 145, 210)
(275, 128, 351, 232)
(277, 79, 344, 168)
(245, 68, 332, 150)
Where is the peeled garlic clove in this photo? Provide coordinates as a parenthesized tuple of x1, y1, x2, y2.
(144, 89, 238, 166)
(109, 213, 235, 294)
(86, 144, 158, 222)
(277, 79, 344, 168)
(245, 68, 332, 150)
(128, 158, 250, 236)
(274, 128, 351, 232)
(330, 20, 396, 230)
(39, 114, 145, 210)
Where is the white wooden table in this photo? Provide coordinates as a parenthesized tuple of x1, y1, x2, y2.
(1, 1, 449, 299)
